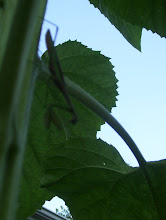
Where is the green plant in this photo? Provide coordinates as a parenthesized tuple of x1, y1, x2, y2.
(56, 205, 73, 219)
(0, 0, 166, 219)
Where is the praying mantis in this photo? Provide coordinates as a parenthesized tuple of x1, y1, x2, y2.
(43, 29, 77, 129)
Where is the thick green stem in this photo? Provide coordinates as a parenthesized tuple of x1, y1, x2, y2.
(64, 77, 161, 219)
(0, 1, 47, 219)
(39, 59, 161, 219)
(65, 77, 146, 166)
(39, 63, 146, 167)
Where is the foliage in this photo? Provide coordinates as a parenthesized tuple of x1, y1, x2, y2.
(17, 40, 117, 219)
(0, 0, 166, 220)
(56, 205, 73, 220)
(41, 139, 166, 219)
(0, 1, 47, 219)
(89, 0, 142, 51)
(89, 0, 166, 38)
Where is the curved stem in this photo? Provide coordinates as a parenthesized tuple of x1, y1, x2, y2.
(39, 64, 161, 218)
(39, 63, 146, 166)
(64, 77, 161, 218)
(65, 77, 145, 166)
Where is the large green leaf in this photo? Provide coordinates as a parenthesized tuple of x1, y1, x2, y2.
(42, 40, 118, 111)
(89, 0, 166, 46)
(41, 40, 118, 138)
(105, 160, 166, 219)
(41, 138, 166, 219)
(89, 0, 166, 38)
(89, 0, 142, 50)
(17, 41, 118, 218)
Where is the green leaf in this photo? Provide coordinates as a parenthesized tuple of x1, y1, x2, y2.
(43, 40, 118, 111)
(41, 139, 166, 219)
(105, 160, 166, 219)
(16, 143, 54, 220)
(41, 40, 118, 138)
(17, 41, 118, 218)
(41, 138, 133, 219)
(89, 0, 142, 51)
(89, 0, 166, 38)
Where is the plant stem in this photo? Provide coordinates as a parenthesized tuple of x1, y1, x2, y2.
(39, 63, 146, 166)
(65, 77, 146, 165)
(0, 1, 47, 219)
(64, 77, 161, 219)
(39, 63, 161, 219)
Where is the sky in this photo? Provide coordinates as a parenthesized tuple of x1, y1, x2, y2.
(41, 0, 166, 213)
